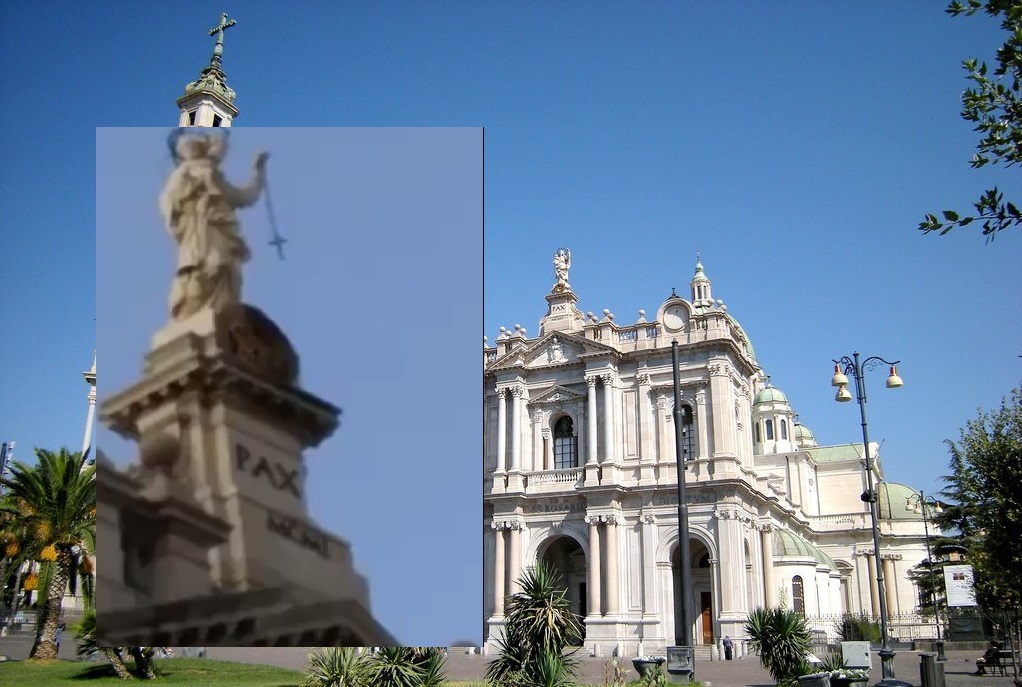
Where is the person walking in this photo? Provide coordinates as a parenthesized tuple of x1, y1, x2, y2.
(723, 635, 734, 661)
(55, 623, 64, 656)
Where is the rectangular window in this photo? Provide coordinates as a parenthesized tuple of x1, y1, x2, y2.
(212, 114, 223, 127)
(554, 436, 575, 469)
(188, 111, 196, 125)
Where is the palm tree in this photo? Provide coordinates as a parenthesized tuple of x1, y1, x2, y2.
(486, 561, 583, 687)
(0, 447, 95, 659)
(300, 647, 448, 687)
(745, 606, 813, 687)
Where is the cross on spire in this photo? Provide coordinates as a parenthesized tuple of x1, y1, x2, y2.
(208, 12, 237, 61)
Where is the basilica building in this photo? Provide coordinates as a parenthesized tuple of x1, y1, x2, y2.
(483, 254, 933, 659)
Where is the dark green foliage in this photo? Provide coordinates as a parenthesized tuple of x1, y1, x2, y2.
(836, 613, 882, 643)
(935, 384, 1022, 612)
(485, 561, 583, 687)
(746, 607, 813, 687)
(920, 1, 1022, 239)
(301, 647, 448, 687)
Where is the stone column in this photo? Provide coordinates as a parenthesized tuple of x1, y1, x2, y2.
(640, 513, 657, 615)
(708, 362, 735, 457)
(866, 553, 880, 618)
(717, 510, 742, 615)
(492, 522, 506, 616)
(605, 515, 619, 616)
(760, 525, 776, 607)
(586, 377, 598, 465)
(656, 395, 670, 464)
(508, 522, 522, 595)
(883, 555, 898, 616)
(510, 386, 523, 471)
(496, 388, 508, 473)
(695, 388, 709, 460)
(601, 374, 614, 463)
(586, 515, 602, 616)
(637, 373, 653, 463)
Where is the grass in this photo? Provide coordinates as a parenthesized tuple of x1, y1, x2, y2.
(0, 659, 694, 687)
(0, 658, 306, 686)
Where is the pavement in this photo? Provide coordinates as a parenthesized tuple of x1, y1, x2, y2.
(0, 634, 1018, 687)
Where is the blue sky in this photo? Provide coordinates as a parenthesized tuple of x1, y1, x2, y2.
(96, 127, 481, 647)
(1, 0, 1021, 647)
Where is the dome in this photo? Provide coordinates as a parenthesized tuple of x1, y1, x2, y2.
(793, 423, 815, 440)
(754, 386, 788, 405)
(692, 260, 709, 282)
(772, 529, 834, 570)
(878, 482, 925, 521)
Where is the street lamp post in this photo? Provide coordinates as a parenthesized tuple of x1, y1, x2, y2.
(668, 340, 695, 683)
(832, 352, 908, 687)
(907, 491, 946, 661)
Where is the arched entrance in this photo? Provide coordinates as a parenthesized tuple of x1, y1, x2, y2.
(540, 535, 586, 644)
(671, 539, 714, 646)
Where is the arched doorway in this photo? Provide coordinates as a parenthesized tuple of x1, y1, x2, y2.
(540, 535, 586, 644)
(670, 538, 714, 646)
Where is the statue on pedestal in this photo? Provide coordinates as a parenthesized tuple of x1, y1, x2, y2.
(160, 131, 270, 320)
(553, 248, 571, 291)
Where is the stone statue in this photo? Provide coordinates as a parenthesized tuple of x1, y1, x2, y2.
(159, 132, 269, 320)
(553, 248, 571, 290)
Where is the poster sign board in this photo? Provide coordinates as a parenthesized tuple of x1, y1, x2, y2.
(943, 564, 978, 607)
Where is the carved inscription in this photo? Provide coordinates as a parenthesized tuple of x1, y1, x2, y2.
(266, 509, 329, 559)
(235, 443, 301, 499)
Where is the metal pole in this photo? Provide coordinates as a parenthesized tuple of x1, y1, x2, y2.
(671, 340, 693, 648)
(918, 491, 946, 661)
(850, 352, 906, 686)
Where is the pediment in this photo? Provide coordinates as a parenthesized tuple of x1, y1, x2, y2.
(530, 385, 586, 406)
(523, 331, 617, 368)
(487, 331, 618, 373)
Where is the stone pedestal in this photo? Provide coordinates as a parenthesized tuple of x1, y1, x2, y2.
(539, 287, 585, 336)
(98, 303, 393, 646)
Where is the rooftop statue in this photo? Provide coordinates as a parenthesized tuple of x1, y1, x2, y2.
(160, 131, 269, 320)
(553, 248, 571, 291)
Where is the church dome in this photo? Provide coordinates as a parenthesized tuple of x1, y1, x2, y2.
(772, 529, 834, 570)
(793, 423, 815, 440)
(877, 482, 925, 521)
(754, 386, 788, 405)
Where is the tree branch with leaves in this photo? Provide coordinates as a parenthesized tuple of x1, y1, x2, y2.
(920, 0, 1022, 239)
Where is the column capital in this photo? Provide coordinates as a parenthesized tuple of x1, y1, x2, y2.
(636, 372, 652, 386)
(853, 546, 875, 557)
(758, 522, 773, 533)
(708, 361, 729, 377)
(641, 513, 656, 524)
(880, 553, 903, 561)
(510, 385, 525, 398)
(602, 514, 619, 526)
(491, 519, 523, 531)
(496, 387, 509, 399)
(585, 375, 599, 388)
(599, 372, 614, 387)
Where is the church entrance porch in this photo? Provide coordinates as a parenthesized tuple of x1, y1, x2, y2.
(540, 535, 587, 645)
(671, 538, 715, 647)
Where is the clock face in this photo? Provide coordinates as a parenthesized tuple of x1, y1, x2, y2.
(663, 305, 689, 331)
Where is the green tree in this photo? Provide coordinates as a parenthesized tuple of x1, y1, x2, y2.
(485, 561, 583, 687)
(0, 448, 95, 659)
(934, 384, 1022, 612)
(920, 0, 1022, 239)
(746, 607, 813, 687)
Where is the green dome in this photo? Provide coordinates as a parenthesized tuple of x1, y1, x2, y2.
(794, 423, 815, 439)
(772, 529, 834, 570)
(754, 386, 788, 405)
(692, 260, 709, 282)
(878, 482, 925, 521)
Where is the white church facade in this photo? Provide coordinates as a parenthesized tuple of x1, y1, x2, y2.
(483, 254, 935, 658)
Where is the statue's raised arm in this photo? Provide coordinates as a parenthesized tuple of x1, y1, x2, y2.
(160, 132, 270, 321)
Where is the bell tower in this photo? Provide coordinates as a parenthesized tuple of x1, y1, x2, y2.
(176, 12, 240, 128)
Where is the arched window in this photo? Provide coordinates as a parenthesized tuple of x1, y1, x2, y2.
(554, 416, 577, 469)
(792, 575, 805, 616)
(680, 405, 696, 461)
(754, 422, 761, 443)
(780, 419, 788, 440)
(765, 419, 774, 441)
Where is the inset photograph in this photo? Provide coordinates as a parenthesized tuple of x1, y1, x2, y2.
(95, 126, 481, 647)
